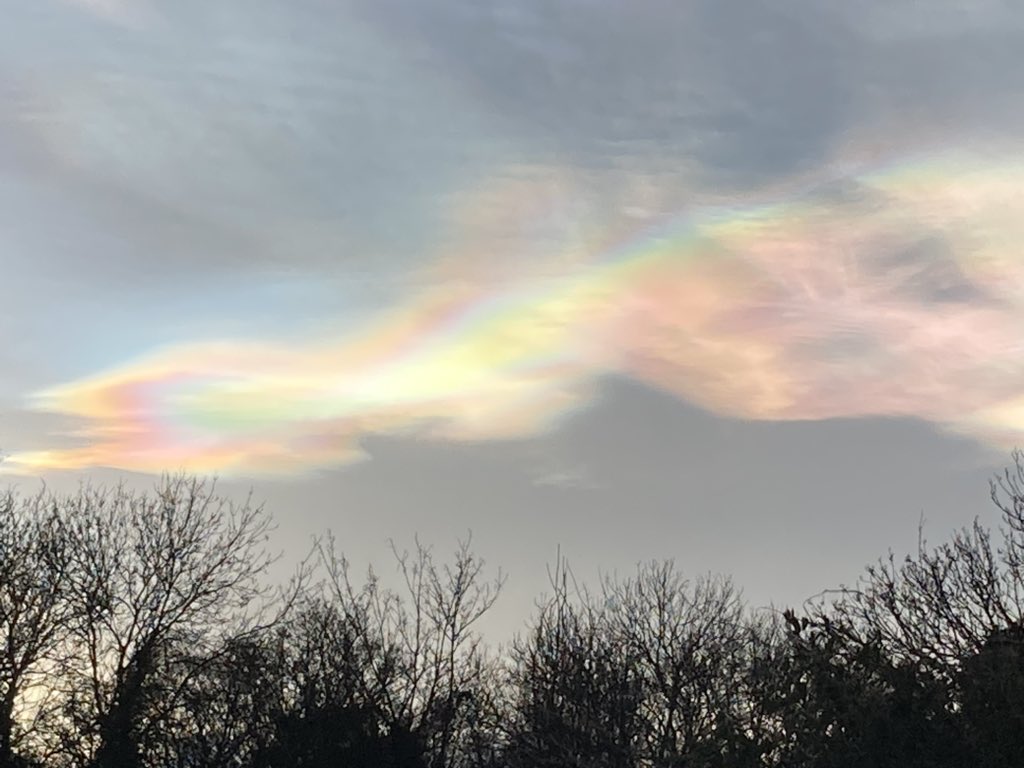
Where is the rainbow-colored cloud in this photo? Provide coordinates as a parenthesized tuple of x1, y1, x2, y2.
(9, 148, 1024, 475)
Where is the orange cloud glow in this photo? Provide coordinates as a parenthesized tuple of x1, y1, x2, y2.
(9, 150, 1024, 475)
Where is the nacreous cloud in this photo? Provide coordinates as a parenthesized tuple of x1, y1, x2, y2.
(9, 148, 1024, 475)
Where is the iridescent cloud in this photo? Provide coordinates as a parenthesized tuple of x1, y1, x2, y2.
(9, 148, 1024, 475)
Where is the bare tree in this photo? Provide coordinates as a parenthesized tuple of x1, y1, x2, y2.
(0, 489, 74, 766)
(316, 534, 504, 768)
(779, 450, 1024, 767)
(504, 556, 645, 768)
(158, 631, 284, 768)
(602, 564, 752, 765)
(506, 558, 773, 768)
(802, 450, 1024, 679)
(48, 476, 278, 768)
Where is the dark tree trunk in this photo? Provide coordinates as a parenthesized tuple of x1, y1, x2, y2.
(0, 686, 19, 768)
(91, 644, 155, 768)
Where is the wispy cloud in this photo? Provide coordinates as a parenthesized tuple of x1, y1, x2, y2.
(9, 144, 1024, 475)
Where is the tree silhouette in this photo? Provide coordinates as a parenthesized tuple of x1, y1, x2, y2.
(959, 624, 1024, 767)
(253, 702, 425, 768)
(0, 489, 73, 767)
(766, 609, 962, 768)
(504, 558, 644, 768)
(313, 535, 505, 768)
(3, 456, 1024, 766)
(52, 477, 280, 768)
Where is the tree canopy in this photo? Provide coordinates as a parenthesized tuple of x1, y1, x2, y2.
(3, 456, 1024, 767)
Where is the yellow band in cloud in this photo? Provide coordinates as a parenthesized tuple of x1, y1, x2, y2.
(10, 149, 1024, 475)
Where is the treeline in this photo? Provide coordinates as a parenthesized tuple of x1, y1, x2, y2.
(3, 458, 1024, 768)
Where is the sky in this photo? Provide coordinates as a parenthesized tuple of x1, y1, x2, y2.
(3, 0, 1024, 640)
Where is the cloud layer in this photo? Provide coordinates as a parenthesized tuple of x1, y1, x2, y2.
(9, 145, 1024, 475)
(6, 1, 1024, 476)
